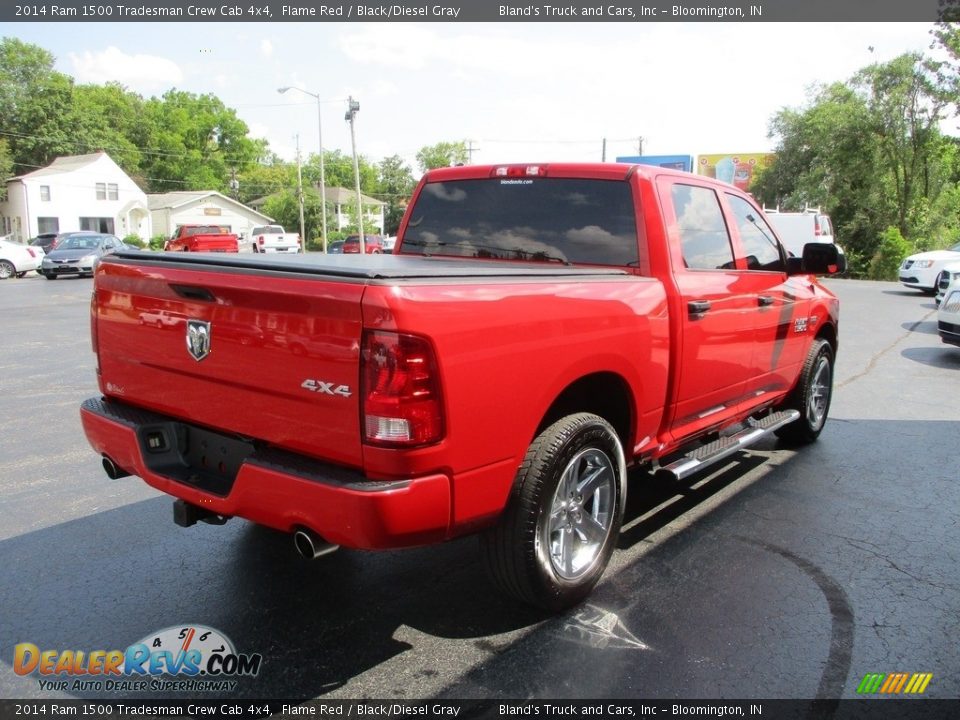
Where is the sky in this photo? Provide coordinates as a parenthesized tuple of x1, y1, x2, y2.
(4, 21, 945, 176)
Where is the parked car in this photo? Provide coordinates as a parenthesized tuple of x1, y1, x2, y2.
(327, 240, 345, 254)
(342, 234, 384, 254)
(382, 236, 398, 254)
(938, 276, 960, 347)
(249, 225, 300, 253)
(39, 232, 126, 279)
(0, 237, 44, 279)
(899, 241, 960, 294)
(934, 261, 960, 305)
(29, 233, 61, 254)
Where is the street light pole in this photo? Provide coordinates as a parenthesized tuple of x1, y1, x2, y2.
(345, 96, 364, 254)
(295, 134, 305, 249)
(278, 86, 328, 251)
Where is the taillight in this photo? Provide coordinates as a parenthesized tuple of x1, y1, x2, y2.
(90, 290, 99, 362)
(27, 248, 36, 258)
(361, 330, 443, 447)
(258, 236, 265, 245)
(814, 217, 822, 237)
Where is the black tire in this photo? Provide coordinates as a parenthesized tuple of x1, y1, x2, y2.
(927, 272, 943, 296)
(44, 273, 57, 280)
(775, 338, 834, 444)
(0, 260, 14, 280)
(481, 413, 626, 611)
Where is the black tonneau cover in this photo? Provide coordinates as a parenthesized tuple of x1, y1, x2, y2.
(107, 250, 628, 280)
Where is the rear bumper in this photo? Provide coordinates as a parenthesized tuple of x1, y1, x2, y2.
(80, 397, 452, 549)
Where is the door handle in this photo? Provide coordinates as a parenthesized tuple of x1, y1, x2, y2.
(758, 295, 775, 307)
(688, 300, 712, 316)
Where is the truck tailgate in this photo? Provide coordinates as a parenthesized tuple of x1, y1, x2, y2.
(93, 257, 364, 468)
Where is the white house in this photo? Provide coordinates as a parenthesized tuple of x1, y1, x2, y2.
(323, 186, 386, 234)
(0, 152, 150, 242)
(148, 191, 273, 246)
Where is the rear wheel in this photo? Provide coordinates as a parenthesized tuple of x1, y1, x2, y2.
(481, 413, 625, 611)
(776, 338, 834, 444)
(0, 260, 14, 280)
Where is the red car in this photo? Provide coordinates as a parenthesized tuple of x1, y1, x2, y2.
(164, 225, 238, 253)
(341, 234, 384, 254)
(82, 163, 842, 610)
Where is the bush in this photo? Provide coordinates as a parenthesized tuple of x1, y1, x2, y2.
(868, 226, 913, 281)
(122, 233, 145, 249)
(149, 234, 168, 251)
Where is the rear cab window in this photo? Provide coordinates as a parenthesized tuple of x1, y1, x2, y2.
(401, 177, 641, 268)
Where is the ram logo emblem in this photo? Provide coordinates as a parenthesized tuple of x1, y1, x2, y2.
(186, 320, 212, 361)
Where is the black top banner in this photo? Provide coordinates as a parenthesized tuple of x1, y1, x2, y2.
(3, 0, 960, 23)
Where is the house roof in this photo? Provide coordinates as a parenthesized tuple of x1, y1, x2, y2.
(12, 152, 112, 180)
(323, 186, 386, 206)
(147, 190, 272, 221)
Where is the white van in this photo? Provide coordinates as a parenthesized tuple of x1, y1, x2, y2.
(763, 208, 836, 258)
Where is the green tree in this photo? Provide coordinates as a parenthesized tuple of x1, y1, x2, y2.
(375, 154, 416, 234)
(0, 38, 78, 170)
(236, 154, 296, 204)
(139, 90, 261, 193)
(754, 52, 956, 275)
(416, 141, 468, 172)
(0, 139, 13, 200)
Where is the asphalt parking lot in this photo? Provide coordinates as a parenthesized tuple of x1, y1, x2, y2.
(0, 273, 957, 702)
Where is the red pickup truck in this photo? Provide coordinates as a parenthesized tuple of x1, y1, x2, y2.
(81, 163, 842, 610)
(163, 224, 239, 253)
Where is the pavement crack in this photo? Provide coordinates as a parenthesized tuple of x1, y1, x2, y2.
(837, 308, 937, 389)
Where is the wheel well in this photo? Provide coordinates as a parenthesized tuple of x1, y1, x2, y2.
(536, 373, 634, 448)
(816, 322, 838, 353)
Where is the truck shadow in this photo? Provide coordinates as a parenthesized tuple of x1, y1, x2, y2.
(0, 449, 780, 701)
(6, 419, 955, 701)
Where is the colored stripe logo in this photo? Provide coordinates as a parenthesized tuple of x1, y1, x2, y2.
(857, 673, 933, 694)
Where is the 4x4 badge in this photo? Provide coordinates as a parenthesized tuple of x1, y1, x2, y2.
(186, 320, 211, 361)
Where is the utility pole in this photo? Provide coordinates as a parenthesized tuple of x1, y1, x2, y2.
(295, 134, 305, 249)
(602, 137, 607, 162)
(466, 139, 479, 164)
(638, 136, 644, 156)
(278, 86, 327, 251)
(345, 96, 364, 254)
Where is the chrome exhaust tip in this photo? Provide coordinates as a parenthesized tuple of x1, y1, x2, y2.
(102, 455, 131, 480)
(293, 528, 339, 560)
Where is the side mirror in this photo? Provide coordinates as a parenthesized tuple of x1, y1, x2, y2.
(788, 243, 846, 276)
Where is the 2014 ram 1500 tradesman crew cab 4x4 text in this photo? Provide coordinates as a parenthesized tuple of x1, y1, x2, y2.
(81, 163, 843, 610)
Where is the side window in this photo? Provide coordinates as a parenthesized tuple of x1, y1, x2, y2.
(726, 194, 784, 272)
(671, 184, 735, 270)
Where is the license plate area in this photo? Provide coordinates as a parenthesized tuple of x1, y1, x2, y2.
(136, 421, 254, 496)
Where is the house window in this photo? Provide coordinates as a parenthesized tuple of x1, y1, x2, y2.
(96, 183, 106, 200)
(37, 217, 59, 234)
(108, 183, 119, 200)
(80, 217, 115, 234)
(40, 185, 51, 201)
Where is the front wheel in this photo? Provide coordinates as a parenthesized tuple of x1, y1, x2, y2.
(0, 260, 15, 280)
(481, 413, 626, 611)
(776, 338, 834, 444)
